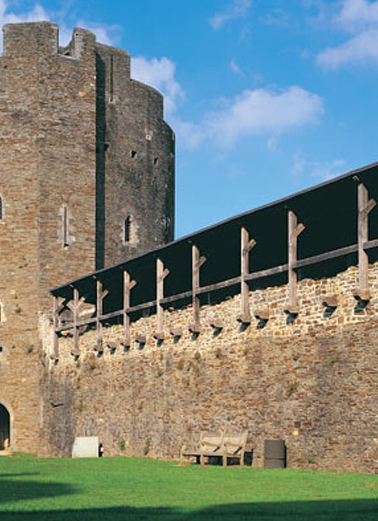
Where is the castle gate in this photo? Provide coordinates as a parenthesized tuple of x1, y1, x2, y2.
(0, 404, 10, 450)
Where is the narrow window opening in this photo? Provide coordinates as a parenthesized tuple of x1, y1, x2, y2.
(154, 157, 159, 166)
(124, 216, 132, 243)
(62, 205, 69, 247)
(130, 150, 137, 159)
(109, 55, 114, 102)
(0, 196, 3, 220)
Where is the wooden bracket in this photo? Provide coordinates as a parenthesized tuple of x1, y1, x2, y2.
(158, 268, 170, 282)
(123, 271, 137, 348)
(95, 280, 106, 352)
(191, 245, 205, 334)
(52, 295, 63, 360)
(243, 238, 256, 254)
(362, 198, 376, 217)
(290, 223, 305, 241)
(156, 259, 170, 342)
(239, 227, 256, 326)
(357, 184, 374, 300)
(197, 256, 207, 270)
(288, 211, 305, 314)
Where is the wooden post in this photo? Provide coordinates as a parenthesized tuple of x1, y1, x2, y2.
(52, 296, 60, 361)
(190, 245, 206, 333)
(155, 258, 170, 339)
(66, 289, 86, 356)
(72, 288, 79, 356)
(96, 279, 109, 352)
(287, 211, 305, 314)
(356, 183, 376, 300)
(123, 270, 137, 346)
(239, 227, 256, 322)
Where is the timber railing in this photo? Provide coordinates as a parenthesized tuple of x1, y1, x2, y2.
(51, 178, 378, 361)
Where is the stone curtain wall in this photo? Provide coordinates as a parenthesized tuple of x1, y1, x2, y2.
(49, 263, 378, 473)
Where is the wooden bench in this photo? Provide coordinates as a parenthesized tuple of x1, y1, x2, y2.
(180, 430, 248, 467)
(222, 431, 248, 467)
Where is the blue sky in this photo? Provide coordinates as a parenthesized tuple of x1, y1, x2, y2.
(1, 0, 378, 238)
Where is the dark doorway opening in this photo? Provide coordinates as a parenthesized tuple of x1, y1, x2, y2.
(0, 404, 10, 450)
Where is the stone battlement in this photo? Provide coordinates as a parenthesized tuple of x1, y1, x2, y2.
(2, 22, 96, 59)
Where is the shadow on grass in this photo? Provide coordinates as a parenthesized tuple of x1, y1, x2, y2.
(1, 475, 378, 520)
(0, 476, 77, 505)
(0, 500, 378, 521)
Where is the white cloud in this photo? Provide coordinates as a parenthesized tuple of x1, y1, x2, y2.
(337, 0, 378, 31)
(291, 151, 346, 181)
(210, 0, 252, 30)
(230, 59, 243, 75)
(317, 0, 378, 69)
(131, 56, 185, 116)
(317, 28, 378, 68)
(175, 86, 324, 149)
(0, 0, 119, 53)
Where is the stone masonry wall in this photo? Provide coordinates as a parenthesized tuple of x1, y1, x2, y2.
(0, 21, 175, 455)
(49, 262, 378, 473)
(0, 22, 97, 453)
(95, 43, 175, 269)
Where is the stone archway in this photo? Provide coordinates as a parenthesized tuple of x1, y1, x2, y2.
(0, 404, 10, 451)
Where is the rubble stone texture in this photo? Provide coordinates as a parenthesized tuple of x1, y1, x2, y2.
(53, 263, 378, 474)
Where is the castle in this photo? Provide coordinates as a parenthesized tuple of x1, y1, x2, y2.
(1, 22, 378, 474)
(0, 22, 174, 454)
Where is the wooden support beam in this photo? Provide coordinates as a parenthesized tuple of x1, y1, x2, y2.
(66, 291, 85, 357)
(237, 227, 256, 323)
(356, 183, 376, 301)
(286, 211, 305, 315)
(155, 258, 170, 340)
(95, 279, 108, 352)
(191, 245, 206, 334)
(51, 296, 60, 361)
(123, 270, 137, 346)
(72, 288, 80, 356)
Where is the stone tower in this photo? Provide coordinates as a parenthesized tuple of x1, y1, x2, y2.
(0, 22, 174, 454)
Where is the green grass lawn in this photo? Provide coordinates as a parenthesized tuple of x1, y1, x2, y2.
(1, 454, 378, 520)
